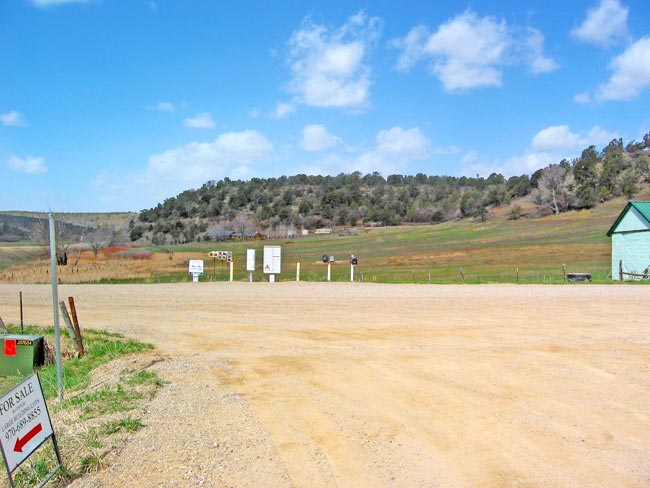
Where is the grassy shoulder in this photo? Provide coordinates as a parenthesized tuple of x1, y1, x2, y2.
(0, 325, 164, 487)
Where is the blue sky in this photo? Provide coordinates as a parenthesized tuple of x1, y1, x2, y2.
(2, 0, 649, 212)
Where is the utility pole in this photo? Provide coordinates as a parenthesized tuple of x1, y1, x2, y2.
(48, 213, 63, 401)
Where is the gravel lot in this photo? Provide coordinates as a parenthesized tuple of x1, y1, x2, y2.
(0, 282, 648, 487)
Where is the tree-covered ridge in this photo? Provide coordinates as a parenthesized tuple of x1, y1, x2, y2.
(533, 136, 650, 214)
(134, 135, 650, 245)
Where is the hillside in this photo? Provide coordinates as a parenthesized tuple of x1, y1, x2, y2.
(131, 136, 649, 246)
(0, 211, 137, 243)
(2, 190, 646, 284)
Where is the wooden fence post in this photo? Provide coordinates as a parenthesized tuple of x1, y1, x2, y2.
(619, 260, 623, 282)
(562, 263, 567, 283)
(19, 291, 24, 333)
(460, 267, 465, 282)
(67, 297, 85, 357)
(58, 302, 77, 342)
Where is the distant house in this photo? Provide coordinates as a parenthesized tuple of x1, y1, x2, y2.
(208, 230, 235, 241)
(607, 201, 650, 280)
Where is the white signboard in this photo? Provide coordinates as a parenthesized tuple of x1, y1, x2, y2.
(246, 249, 256, 272)
(188, 260, 204, 275)
(263, 246, 281, 274)
(0, 374, 54, 473)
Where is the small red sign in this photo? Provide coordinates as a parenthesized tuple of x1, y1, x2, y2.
(4, 340, 16, 356)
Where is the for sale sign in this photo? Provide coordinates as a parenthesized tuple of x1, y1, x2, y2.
(0, 374, 54, 473)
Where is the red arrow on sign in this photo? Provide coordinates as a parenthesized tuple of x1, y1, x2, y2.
(14, 423, 42, 453)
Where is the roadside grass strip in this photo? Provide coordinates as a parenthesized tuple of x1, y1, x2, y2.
(0, 325, 163, 487)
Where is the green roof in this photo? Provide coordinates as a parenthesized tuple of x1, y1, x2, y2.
(607, 201, 650, 236)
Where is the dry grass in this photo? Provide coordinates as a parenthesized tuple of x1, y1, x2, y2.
(0, 245, 47, 271)
(0, 250, 197, 284)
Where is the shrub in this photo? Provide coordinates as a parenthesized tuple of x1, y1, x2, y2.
(507, 204, 523, 220)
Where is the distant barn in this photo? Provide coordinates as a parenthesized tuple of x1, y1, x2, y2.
(607, 201, 650, 280)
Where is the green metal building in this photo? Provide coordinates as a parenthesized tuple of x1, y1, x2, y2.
(607, 201, 650, 280)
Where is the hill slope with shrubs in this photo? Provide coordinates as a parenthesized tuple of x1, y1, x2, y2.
(132, 135, 649, 245)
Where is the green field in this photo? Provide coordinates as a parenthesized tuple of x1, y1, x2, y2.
(2, 195, 644, 284)
(159, 196, 631, 284)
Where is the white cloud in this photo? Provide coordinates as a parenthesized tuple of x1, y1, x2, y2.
(532, 125, 582, 152)
(459, 160, 505, 179)
(375, 127, 430, 159)
(503, 151, 551, 174)
(390, 10, 557, 92)
(521, 28, 559, 75)
(460, 151, 480, 165)
(7, 155, 47, 174)
(89, 130, 275, 211)
(571, 0, 629, 46)
(353, 126, 430, 174)
(150, 101, 175, 112)
(532, 125, 618, 153)
(273, 102, 296, 119)
(502, 124, 618, 175)
(432, 145, 461, 156)
(531, 124, 617, 153)
(183, 112, 215, 129)
(289, 126, 432, 176)
(146, 130, 273, 184)
(286, 11, 382, 108)
(585, 125, 619, 147)
(596, 37, 650, 101)
(1, 110, 27, 127)
(32, 0, 89, 6)
(573, 92, 592, 104)
(390, 25, 429, 71)
(425, 12, 507, 90)
(455, 150, 508, 178)
(299, 124, 341, 152)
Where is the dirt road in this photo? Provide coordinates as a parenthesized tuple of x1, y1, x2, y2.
(0, 283, 648, 487)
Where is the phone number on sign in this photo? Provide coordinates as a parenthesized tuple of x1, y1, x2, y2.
(4, 406, 41, 441)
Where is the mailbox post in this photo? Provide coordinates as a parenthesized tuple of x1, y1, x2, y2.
(350, 255, 358, 282)
(322, 255, 330, 281)
(323, 255, 335, 281)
